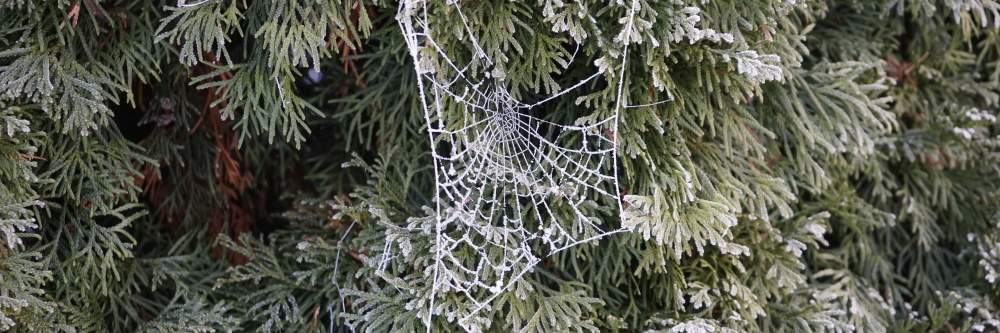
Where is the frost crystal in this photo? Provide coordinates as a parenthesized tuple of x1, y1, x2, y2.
(942, 290, 1000, 332)
(783, 239, 807, 257)
(2, 115, 30, 137)
(953, 127, 977, 140)
(660, 318, 738, 333)
(394, 0, 637, 330)
(966, 108, 997, 122)
(972, 232, 1000, 284)
(804, 221, 828, 243)
(728, 50, 784, 84)
(669, 7, 734, 45)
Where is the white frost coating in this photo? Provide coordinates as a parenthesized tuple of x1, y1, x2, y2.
(0, 114, 41, 250)
(671, 7, 734, 45)
(783, 239, 806, 257)
(802, 212, 830, 244)
(953, 127, 977, 140)
(945, 0, 1000, 28)
(654, 318, 739, 333)
(175, 0, 214, 8)
(2, 116, 30, 137)
(966, 107, 997, 122)
(394, 1, 638, 331)
(726, 50, 784, 85)
(971, 231, 1000, 284)
(943, 290, 1000, 332)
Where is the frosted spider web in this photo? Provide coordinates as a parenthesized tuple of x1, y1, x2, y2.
(391, 0, 639, 331)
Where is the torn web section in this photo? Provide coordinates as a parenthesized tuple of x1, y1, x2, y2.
(394, 0, 631, 331)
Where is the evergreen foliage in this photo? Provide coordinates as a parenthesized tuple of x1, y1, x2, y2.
(0, 0, 998, 332)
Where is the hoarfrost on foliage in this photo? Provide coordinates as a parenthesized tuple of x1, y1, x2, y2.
(965, 107, 997, 122)
(941, 290, 1000, 332)
(652, 318, 739, 333)
(953, 127, 977, 140)
(726, 50, 784, 84)
(970, 228, 1000, 284)
(783, 239, 807, 257)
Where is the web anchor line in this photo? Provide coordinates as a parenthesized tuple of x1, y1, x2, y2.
(392, 1, 640, 331)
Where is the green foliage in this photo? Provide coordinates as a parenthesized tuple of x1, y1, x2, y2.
(0, 0, 999, 332)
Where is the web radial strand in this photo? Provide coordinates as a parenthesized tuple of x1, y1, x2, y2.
(395, 0, 636, 331)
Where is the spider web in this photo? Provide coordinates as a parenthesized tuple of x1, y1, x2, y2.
(392, 0, 638, 331)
